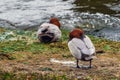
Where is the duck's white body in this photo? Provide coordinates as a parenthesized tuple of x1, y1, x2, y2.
(68, 35, 95, 60)
(37, 23, 61, 42)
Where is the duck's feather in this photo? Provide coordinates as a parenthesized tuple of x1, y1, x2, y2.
(37, 23, 61, 41)
(68, 35, 95, 60)
(82, 35, 95, 55)
(68, 38, 82, 60)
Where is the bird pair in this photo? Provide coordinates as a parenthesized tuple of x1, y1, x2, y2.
(37, 18, 95, 69)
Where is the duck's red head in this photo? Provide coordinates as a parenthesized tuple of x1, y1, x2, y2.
(49, 18, 61, 28)
(69, 28, 84, 40)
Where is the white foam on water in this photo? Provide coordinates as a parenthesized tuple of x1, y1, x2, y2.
(0, 0, 75, 28)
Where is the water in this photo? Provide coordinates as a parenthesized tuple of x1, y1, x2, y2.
(72, 0, 120, 17)
(0, 0, 75, 29)
(0, 0, 120, 41)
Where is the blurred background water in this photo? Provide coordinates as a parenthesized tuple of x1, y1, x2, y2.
(0, 0, 120, 41)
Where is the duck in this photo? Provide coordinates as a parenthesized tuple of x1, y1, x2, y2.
(37, 18, 61, 43)
(68, 28, 95, 68)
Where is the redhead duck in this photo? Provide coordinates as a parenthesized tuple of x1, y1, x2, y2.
(68, 28, 95, 68)
(37, 18, 61, 43)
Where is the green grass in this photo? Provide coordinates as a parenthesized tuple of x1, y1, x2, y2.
(0, 28, 70, 54)
(0, 28, 120, 54)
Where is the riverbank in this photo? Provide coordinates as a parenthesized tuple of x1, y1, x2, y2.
(0, 0, 120, 41)
(0, 28, 120, 80)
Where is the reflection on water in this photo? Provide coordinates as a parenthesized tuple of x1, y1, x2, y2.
(72, 0, 120, 18)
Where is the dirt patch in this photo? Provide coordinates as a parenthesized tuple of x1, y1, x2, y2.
(0, 51, 120, 80)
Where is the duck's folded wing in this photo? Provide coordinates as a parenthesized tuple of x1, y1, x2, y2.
(68, 38, 90, 59)
(68, 39, 82, 59)
(37, 23, 50, 36)
(83, 35, 95, 54)
(47, 24, 61, 41)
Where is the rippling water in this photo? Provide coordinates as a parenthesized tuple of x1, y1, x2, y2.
(0, 0, 120, 41)
(72, 0, 120, 17)
(0, 0, 75, 29)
